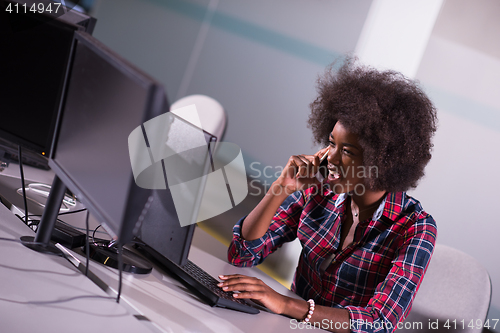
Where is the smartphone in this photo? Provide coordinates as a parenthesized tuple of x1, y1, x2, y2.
(315, 149, 329, 182)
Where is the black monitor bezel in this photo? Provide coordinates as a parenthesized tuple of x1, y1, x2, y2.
(0, 0, 96, 157)
(48, 31, 166, 244)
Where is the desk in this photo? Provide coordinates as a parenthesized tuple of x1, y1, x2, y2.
(85, 227, 305, 333)
(0, 195, 306, 332)
(0, 202, 159, 332)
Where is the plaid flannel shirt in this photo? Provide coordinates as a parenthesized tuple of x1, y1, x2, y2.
(228, 187, 437, 332)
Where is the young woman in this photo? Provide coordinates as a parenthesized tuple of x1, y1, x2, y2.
(219, 58, 438, 333)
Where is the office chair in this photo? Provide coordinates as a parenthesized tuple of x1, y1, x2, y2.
(170, 94, 227, 141)
(400, 243, 492, 332)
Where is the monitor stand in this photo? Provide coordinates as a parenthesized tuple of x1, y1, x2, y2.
(82, 242, 152, 274)
(21, 176, 152, 274)
(21, 175, 67, 255)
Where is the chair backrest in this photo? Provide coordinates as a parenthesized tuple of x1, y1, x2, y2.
(170, 94, 227, 141)
(399, 244, 491, 332)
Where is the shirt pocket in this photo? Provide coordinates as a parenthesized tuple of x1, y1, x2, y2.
(337, 248, 391, 294)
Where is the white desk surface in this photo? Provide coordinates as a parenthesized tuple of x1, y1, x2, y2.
(0, 202, 159, 333)
(0, 194, 307, 332)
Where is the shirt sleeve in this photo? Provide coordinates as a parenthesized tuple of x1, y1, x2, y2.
(227, 190, 306, 267)
(346, 214, 437, 333)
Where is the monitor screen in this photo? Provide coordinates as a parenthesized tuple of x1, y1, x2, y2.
(49, 31, 165, 244)
(134, 126, 216, 266)
(0, 0, 95, 160)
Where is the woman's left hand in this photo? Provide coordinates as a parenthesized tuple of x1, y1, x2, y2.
(217, 274, 288, 314)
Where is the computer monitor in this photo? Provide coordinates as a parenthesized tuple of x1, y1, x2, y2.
(44, 31, 170, 247)
(0, 0, 96, 167)
(22, 30, 215, 276)
(48, 30, 216, 254)
(134, 126, 216, 266)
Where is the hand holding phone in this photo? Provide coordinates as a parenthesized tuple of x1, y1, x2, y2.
(315, 148, 329, 182)
(275, 147, 329, 196)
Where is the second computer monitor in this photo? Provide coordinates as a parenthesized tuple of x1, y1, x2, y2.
(49, 31, 165, 244)
(0, 0, 96, 160)
(50, 31, 216, 251)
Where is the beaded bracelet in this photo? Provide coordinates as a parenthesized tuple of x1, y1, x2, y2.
(302, 299, 315, 323)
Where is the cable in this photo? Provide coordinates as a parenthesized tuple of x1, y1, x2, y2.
(17, 146, 29, 225)
(92, 224, 102, 246)
(28, 209, 108, 237)
(56, 218, 107, 235)
(0, 295, 114, 305)
(27, 208, 88, 219)
(17, 214, 41, 231)
(56, 208, 88, 216)
(116, 243, 123, 303)
(85, 210, 90, 277)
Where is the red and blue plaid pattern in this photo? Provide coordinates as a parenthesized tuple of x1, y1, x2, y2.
(228, 187, 437, 332)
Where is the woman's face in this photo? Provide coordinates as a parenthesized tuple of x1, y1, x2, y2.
(326, 121, 367, 195)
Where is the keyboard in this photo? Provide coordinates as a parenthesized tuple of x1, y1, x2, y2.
(135, 243, 260, 314)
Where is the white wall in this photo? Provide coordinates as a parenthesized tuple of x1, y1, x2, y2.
(355, 0, 443, 78)
(410, 0, 500, 325)
(91, 0, 372, 175)
(354, 0, 500, 326)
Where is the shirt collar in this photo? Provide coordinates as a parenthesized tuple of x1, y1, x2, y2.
(334, 192, 348, 208)
(372, 196, 387, 220)
(381, 192, 405, 221)
(332, 191, 404, 221)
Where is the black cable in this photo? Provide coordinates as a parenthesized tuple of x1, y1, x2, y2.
(26, 218, 40, 232)
(17, 146, 29, 224)
(116, 243, 123, 303)
(92, 224, 102, 246)
(27, 208, 88, 219)
(57, 208, 88, 216)
(56, 208, 88, 216)
(28, 209, 107, 236)
(85, 210, 90, 277)
(56, 218, 106, 235)
(0, 295, 114, 305)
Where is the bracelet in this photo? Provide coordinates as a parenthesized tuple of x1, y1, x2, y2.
(302, 299, 315, 323)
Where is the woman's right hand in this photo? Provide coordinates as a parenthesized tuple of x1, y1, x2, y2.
(274, 147, 329, 196)
(240, 147, 329, 240)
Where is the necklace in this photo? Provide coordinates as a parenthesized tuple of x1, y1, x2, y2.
(350, 196, 385, 220)
(351, 199, 362, 218)
(350, 200, 359, 218)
